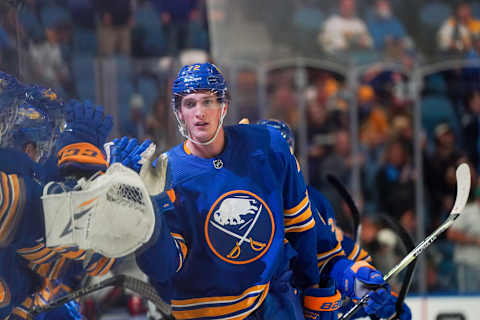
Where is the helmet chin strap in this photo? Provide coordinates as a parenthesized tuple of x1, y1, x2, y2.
(175, 104, 227, 146)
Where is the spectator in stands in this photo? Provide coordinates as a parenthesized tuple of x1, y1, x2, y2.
(268, 82, 298, 127)
(28, 18, 73, 95)
(437, 1, 480, 54)
(151, 0, 200, 55)
(367, 0, 408, 52)
(425, 123, 468, 231)
(305, 86, 335, 150)
(462, 90, 480, 172)
(317, 129, 362, 189)
(94, 0, 133, 56)
(319, 0, 373, 53)
(447, 180, 480, 293)
(121, 93, 147, 139)
(375, 139, 415, 226)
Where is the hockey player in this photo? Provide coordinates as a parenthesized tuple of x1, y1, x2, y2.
(257, 119, 412, 320)
(0, 73, 79, 319)
(0, 72, 117, 319)
(117, 62, 326, 320)
(103, 62, 385, 320)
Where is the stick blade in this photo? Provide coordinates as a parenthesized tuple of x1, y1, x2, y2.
(452, 163, 471, 215)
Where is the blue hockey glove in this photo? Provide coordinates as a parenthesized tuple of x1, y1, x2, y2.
(373, 292, 412, 320)
(303, 282, 341, 320)
(61, 99, 113, 148)
(342, 261, 390, 315)
(57, 99, 113, 176)
(107, 136, 155, 173)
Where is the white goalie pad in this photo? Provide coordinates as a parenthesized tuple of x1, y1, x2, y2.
(41, 163, 155, 257)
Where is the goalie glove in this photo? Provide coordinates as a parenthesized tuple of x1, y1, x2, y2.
(57, 100, 113, 177)
(139, 150, 175, 214)
(41, 163, 155, 258)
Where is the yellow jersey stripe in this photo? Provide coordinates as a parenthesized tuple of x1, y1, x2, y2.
(0, 174, 23, 245)
(284, 194, 309, 216)
(317, 243, 343, 261)
(347, 244, 360, 261)
(171, 284, 267, 307)
(317, 251, 345, 268)
(284, 206, 312, 226)
(284, 218, 315, 233)
(172, 283, 269, 320)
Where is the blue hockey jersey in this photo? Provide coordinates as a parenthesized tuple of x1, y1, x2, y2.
(0, 148, 115, 319)
(307, 186, 371, 264)
(138, 125, 319, 320)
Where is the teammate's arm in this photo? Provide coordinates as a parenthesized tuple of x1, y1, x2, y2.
(135, 153, 188, 283)
(277, 133, 320, 288)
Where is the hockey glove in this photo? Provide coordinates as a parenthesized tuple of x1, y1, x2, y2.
(374, 292, 412, 320)
(303, 282, 341, 320)
(57, 99, 113, 177)
(340, 260, 390, 315)
(106, 136, 156, 173)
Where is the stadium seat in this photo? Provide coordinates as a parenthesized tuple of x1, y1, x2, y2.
(293, 7, 324, 32)
(72, 26, 96, 56)
(115, 56, 134, 124)
(419, 2, 451, 29)
(134, 3, 167, 56)
(137, 76, 157, 113)
(421, 94, 459, 142)
(40, 4, 72, 29)
(471, 2, 480, 19)
(72, 54, 95, 101)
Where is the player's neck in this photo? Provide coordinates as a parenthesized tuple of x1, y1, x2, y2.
(186, 129, 225, 159)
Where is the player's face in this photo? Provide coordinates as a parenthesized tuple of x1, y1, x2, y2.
(178, 92, 225, 143)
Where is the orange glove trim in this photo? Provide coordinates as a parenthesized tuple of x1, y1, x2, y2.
(57, 142, 108, 167)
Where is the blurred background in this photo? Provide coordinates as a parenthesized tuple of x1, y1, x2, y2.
(2, 0, 480, 318)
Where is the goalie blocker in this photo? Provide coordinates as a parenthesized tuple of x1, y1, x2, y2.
(41, 163, 160, 257)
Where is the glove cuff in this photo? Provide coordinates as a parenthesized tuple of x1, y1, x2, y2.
(151, 189, 176, 214)
(58, 142, 108, 168)
(303, 287, 342, 312)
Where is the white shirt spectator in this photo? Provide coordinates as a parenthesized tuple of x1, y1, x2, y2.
(450, 200, 480, 268)
(319, 14, 373, 53)
(29, 41, 70, 88)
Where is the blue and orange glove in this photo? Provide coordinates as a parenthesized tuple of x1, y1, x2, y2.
(303, 281, 341, 320)
(329, 259, 390, 316)
(340, 291, 411, 320)
(374, 292, 412, 320)
(106, 136, 155, 173)
(57, 99, 113, 177)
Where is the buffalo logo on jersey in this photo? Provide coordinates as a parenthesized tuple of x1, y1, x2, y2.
(205, 191, 275, 264)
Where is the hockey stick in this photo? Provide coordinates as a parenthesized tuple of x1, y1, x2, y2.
(327, 174, 361, 242)
(28, 275, 174, 319)
(340, 163, 471, 320)
(379, 214, 416, 320)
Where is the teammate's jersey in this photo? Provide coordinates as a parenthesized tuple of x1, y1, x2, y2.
(138, 125, 320, 320)
(0, 247, 42, 319)
(0, 148, 116, 319)
(307, 186, 371, 265)
(0, 149, 116, 275)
